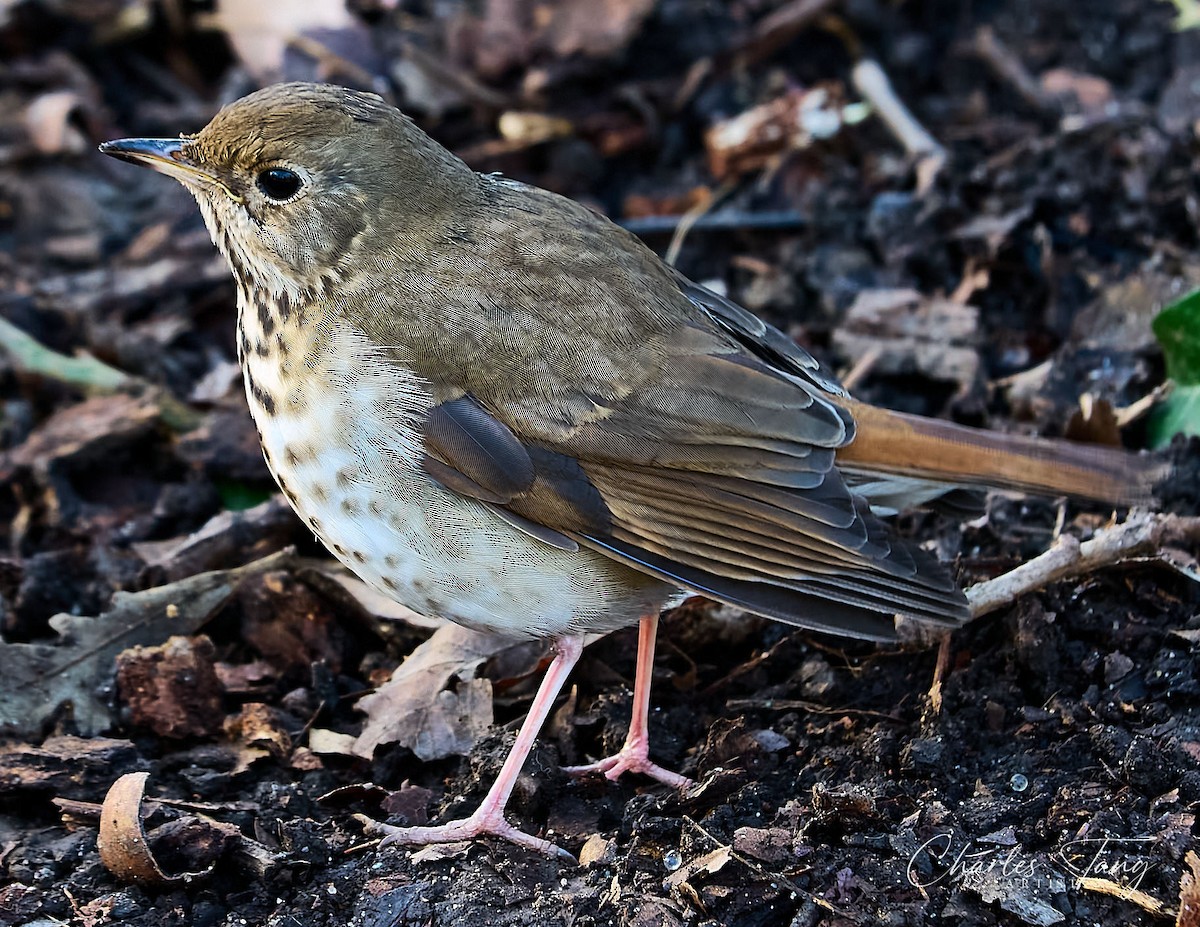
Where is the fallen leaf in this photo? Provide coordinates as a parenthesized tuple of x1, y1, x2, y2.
(705, 86, 847, 179)
(199, 0, 357, 81)
(0, 551, 293, 737)
(832, 287, 980, 389)
(353, 623, 518, 761)
(1179, 850, 1200, 927)
(664, 845, 733, 890)
(308, 728, 358, 756)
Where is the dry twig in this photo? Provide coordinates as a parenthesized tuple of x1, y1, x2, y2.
(851, 59, 946, 191)
(966, 511, 1200, 619)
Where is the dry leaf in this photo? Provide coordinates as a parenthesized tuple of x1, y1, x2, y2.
(705, 87, 846, 179)
(353, 623, 520, 761)
(832, 287, 980, 389)
(0, 551, 293, 737)
(1179, 851, 1200, 927)
(200, 0, 356, 81)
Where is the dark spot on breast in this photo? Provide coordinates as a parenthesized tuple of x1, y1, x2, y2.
(285, 447, 300, 467)
(382, 577, 398, 592)
(310, 483, 328, 503)
(368, 499, 383, 517)
(257, 299, 277, 337)
(336, 468, 357, 488)
(240, 331, 252, 362)
(384, 554, 398, 569)
(308, 515, 321, 531)
(332, 542, 346, 555)
(351, 550, 366, 563)
(249, 380, 277, 415)
(275, 332, 289, 358)
(341, 498, 360, 516)
(277, 290, 292, 323)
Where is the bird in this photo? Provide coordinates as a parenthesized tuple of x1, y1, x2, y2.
(101, 82, 1166, 861)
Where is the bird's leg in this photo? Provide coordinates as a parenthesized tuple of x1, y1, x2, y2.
(563, 614, 692, 789)
(364, 635, 585, 862)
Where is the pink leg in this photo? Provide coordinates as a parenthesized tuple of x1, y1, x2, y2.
(563, 614, 692, 789)
(362, 635, 584, 862)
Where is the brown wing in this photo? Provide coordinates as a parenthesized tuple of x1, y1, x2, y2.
(418, 278, 968, 641)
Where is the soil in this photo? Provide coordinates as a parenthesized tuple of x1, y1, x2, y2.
(0, 1, 1198, 925)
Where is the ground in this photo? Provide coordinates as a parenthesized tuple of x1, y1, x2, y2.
(0, 0, 1198, 925)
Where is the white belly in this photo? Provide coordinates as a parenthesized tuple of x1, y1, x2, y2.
(242, 325, 669, 639)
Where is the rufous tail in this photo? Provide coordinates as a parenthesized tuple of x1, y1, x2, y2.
(835, 399, 1168, 506)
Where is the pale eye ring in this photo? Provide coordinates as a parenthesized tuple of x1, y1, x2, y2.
(256, 167, 302, 201)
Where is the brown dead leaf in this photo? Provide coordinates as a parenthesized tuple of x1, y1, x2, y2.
(199, 0, 356, 81)
(1065, 394, 1122, 446)
(705, 87, 846, 180)
(1040, 68, 1114, 118)
(0, 551, 294, 737)
(539, 0, 657, 59)
(353, 623, 517, 761)
(225, 703, 292, 759)
(25, 91, 88, 155)
(1180, 851, 1200, 927)
(664, 846, 733, 890)
(832, 288, 980, 389)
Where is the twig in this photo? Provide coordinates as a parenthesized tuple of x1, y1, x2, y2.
(725, 697, 902, 722)
(851, 58, 946, 191)
(0, 316, 129, 392)
(729, 0, 843, 67)
(966, 512, 1200, 619)
(621, 209, 811, 237)
(0, 315, 203, 430)
(969, 26, 1061, 119)
(664, 180, 737, 266)
(681, 816, 851, 917)
(927, 634, 953, 715)
(839, 344, 882, 392)
(1076, 876, 1173, 919)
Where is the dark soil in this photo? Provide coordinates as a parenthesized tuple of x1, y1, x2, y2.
(1, 1, 1198, 925)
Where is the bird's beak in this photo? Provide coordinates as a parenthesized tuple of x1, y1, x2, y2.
(99, 137, 240, 200)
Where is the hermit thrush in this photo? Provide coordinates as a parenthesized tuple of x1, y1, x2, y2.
(101, 83, 1164, 861)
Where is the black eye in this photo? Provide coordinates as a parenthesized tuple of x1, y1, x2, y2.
(256, 168, 301, 201)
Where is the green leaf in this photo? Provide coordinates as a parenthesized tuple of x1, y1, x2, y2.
(216, 479, 274, 512)
(1148, 384, 1200, 449)
(1171, 0, 1200, 31)
(1152, 288, 1200, 384)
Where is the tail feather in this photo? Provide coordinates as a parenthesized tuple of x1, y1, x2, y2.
(836, 399, 1168, 506)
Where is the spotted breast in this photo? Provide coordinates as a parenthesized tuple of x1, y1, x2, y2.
(233, 281, 674, 640)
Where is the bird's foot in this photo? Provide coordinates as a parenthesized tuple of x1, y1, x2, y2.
(358, 806, 575, 863)
(563, 741, 692, 789)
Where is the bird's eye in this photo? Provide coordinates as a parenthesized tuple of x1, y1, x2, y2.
(256, 168, 302, 201)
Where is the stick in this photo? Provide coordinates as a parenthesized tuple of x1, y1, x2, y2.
(966, 512, 1200, 619)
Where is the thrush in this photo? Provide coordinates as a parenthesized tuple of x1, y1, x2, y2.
(101, 82, 1166, 861)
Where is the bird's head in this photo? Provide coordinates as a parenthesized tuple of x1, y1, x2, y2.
(101, 82, 476, 295)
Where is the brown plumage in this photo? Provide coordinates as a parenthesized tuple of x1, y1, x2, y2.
(101, 82, 1168, 861)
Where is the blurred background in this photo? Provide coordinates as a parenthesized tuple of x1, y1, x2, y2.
(0, 2, 1198, 925)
